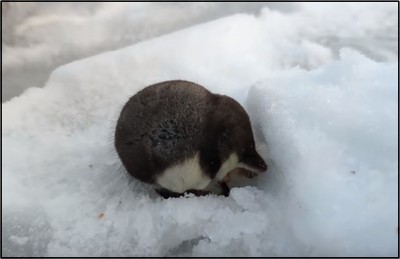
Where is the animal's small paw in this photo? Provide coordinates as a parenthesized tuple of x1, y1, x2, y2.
(224, 173, 231, 183)
(240, 170, 258, 179)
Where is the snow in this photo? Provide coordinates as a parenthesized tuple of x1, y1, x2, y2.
(2, 3, 398, 257)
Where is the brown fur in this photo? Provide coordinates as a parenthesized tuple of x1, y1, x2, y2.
(114, 80, 267, 198)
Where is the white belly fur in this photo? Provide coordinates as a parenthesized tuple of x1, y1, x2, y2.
(156, 153, 239, 194)
(156, 154, 211, 193)
(215, 153, 239, 181)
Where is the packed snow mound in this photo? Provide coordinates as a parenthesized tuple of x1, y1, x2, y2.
(247, 49, 398, 256)
(2, 12, 398, 257)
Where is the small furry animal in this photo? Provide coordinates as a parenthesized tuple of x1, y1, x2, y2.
(114, 80, 267, 198)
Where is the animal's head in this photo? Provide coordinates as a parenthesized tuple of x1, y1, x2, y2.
(199, 94, 267, 181)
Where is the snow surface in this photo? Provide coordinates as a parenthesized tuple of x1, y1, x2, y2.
(2, 3, 398, 257)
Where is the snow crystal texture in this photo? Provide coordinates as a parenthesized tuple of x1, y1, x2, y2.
(2, 3, 398, 257)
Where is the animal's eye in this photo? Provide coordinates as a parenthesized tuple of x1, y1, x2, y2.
(199, 147, 221, 176)
(207, 159, 220, 174)
(241, 152, 250, 159)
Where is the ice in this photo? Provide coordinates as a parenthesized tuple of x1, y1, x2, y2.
(2, 3, 398, 257)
